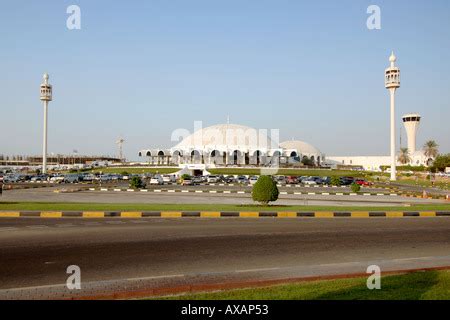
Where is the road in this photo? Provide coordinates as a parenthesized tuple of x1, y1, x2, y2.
(0, 217, 449, 299)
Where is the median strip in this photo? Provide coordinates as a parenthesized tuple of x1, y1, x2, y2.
(2, 210, 448, 218)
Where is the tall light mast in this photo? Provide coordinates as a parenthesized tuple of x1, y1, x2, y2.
(385, 52, 400, 181)
(40, 73, 53, 174)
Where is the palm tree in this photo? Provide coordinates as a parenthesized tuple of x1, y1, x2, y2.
(423, 140, 439, 158)
(398, 148, 411, 165)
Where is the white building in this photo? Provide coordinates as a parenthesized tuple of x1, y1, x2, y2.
(326, 113, 432, 171)
(138, 123, 324, 169)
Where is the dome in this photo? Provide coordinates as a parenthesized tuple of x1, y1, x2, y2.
(279, 140, 321, 156)
(173, 123, 275, 152)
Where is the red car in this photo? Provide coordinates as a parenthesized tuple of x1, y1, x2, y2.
(286, 176, 298, 184)
(355, 179, 371, 186)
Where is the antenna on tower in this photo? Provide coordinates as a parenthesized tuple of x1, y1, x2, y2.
(116, 137, 125, 162)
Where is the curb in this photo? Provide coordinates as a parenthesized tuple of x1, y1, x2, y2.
(0, 211, 449, 218)
(86, 188, 401, 197)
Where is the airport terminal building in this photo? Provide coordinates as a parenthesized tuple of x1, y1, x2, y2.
(138, 123, 324, 167)
(138, 114, 433, 172)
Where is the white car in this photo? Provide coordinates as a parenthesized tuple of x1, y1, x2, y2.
(162, 175, 176, 184)
(149, 176, 164, 185)
(249, 176, 258, 185)
(49, 175, 65, 183)
(303, 178, 317, 186)
(207, 175, 220, 183)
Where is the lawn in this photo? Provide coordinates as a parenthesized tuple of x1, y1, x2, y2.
(162, 270, 450, 300)
(0, 202, 449, 212)
(395, 179, 449, 190)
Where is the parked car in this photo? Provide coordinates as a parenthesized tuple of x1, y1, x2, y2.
(31, 175, 48, 182)
(207, 175, 220, 183)
(249, 176, 259, 185)
(355, 178, 371, 186)
(237, 176, 249, 184)
(162, 174, 176, 184)
(3, 175, 21, 183)
(49, 175, 65, 183)
(303, 177, 317, 185)
(149, 175, 164, 185)
(286, 176, 298, 184)
(64, 174, 80, 183)
(340, 177, 355, 186)
(224, 175, 236, 183)
(192, 176, 203, 184)
(181, 176, 194, 186)
(80, 173, 95, 182)
(98, 174, 112, 182)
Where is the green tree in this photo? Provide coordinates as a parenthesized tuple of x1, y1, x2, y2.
(397, 148, 411, 165)
(129, 176, 144, 189)
(431, 154, 450, 172)
(301, 156, 314, 166)
(330, 176, 341, 186)
(350, 183, 361, 193)
(252, 176, 279, 205)
(423, 140, 439, 159)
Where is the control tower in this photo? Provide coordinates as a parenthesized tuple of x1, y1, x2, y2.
(402, 114, 421, 154)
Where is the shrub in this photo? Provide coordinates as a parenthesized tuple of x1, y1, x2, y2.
(129, 176, 144, 189)
(350, 183, 361, 193)
(431, 154, 450, 172)
(252, 176, 279, 205)
(331, 176, 341, 186)
(121, 171, 129, 176)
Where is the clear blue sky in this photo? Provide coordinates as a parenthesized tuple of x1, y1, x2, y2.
(1, 0, 449, 160)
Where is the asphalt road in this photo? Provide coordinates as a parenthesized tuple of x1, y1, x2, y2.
(0, 217, 449, 299)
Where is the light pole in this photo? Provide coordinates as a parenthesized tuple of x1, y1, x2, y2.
(385, 52, 400, 181)
(40, 73, 53, 174)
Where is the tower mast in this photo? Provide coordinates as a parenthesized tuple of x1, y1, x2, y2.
(385, 52, 400, 181)
(40, 73, 53, 174)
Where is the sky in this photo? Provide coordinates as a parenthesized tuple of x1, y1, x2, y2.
(0, 0, 449, 160)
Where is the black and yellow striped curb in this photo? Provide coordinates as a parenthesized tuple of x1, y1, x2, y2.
(0, 211, 449, 218)
(87, 187, 402, 197)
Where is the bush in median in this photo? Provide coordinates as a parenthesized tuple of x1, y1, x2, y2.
(252, 176, 279, 205)
(129, 176, 144, 189)
(351, 182, 361, 193)
(331, 176, 341, 186)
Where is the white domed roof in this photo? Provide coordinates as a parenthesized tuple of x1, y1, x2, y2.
(173, 123, 274, 151)
(279, 140, 321, 156)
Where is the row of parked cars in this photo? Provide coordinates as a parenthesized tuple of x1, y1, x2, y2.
(0, 172, 142, 184)
(281, 176, 371, 186)
(0, 172, 372, 187)
(151, 175, 371, 187)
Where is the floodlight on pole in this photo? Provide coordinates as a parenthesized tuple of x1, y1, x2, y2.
(39, 73, 52, 174)
(385, 52, 400, 181)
